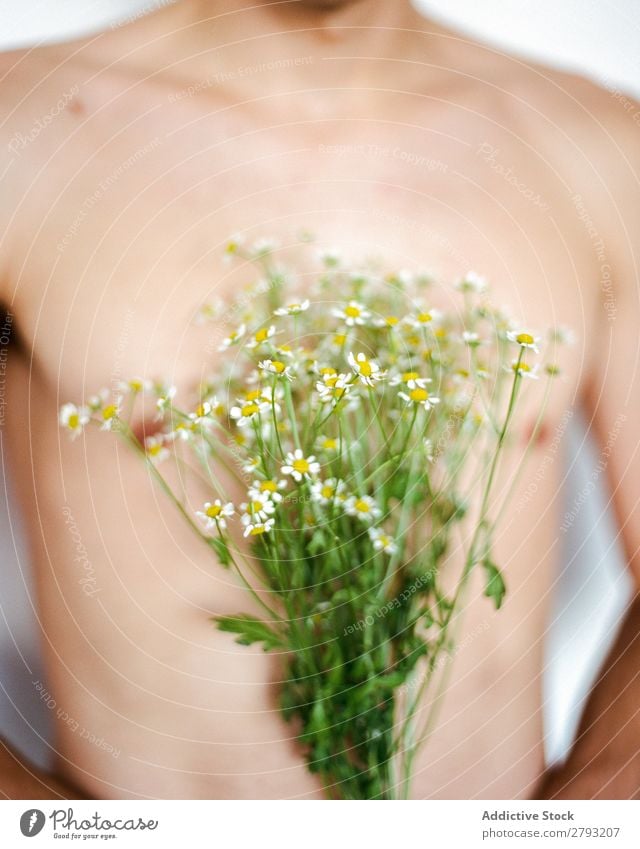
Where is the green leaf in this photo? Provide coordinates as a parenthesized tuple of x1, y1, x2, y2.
(215, 614, 284, 651)
(307, 529, 328, 556)
(208, 536, 232, 567)
(482, 559, 506, 609)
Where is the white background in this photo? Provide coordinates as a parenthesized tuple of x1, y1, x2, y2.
(0, 0, 638, 773)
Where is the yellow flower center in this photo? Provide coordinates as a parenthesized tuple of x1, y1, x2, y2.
(513, 362, 532, 373)
(435, 328, 447, 339)
(516, 333, 534, 345)
(129, 379, 143, 392)
(249, 501, 263, 514)
(322, 438, 337, 450)
(320, 367, 336, 376)
(148, 443, 163, 457)
(245, 389, 262, 401)
(385, 316, 399, 326)
(402, 371, 419, 382)
(345, 305, 361, 318)
(321, 485, 334, 499)
(358, 359, 372, 377)
(255, 328, 269, 343)
(354, 498, 370, 513)
(205, 504, 222, 518)
(250, 525, 267, 535)
(409, 388, 429, 402)
(68, 413, 79, 429)
(292, 458, 310, 474)
(241, 403, 259, 417)
(270, 360, 285, 373)
(195, 403, 208, 417)
(102, 404, 117, 421)
(261, 481, 277, 493)
(417, 312, 432, 323)
(333, 334, 346, 346)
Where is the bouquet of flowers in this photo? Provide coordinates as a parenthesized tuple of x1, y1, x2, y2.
(61, 237, 561, 799)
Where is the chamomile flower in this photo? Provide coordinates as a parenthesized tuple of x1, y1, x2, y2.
(59, 403, 90, 438)
(310, 478, 346, 506)
(456, 271, 487, 293)
(99, 398, 121, 431)
(508, 360, 539, 380)
(144, 434, 169, 464)
(246, 325, 277, 349)
(506, 330, 541, 353)
(250, 237, 278, 258)
(347, 352, 386, 387)
(317, 434, 338, 452)
(229, 397, 270, 426)
(219, 323, 246, 351)
(316, 373, 352, 405)
(274, 299, 310, 317)
(119, 377, 152, 395)
(155, 385, 177, 413)
(188, 401, 214, 425)
(462, 331, 481, 347)
(345, 495, 382, 524)
(389, 371, 431, 390)
(243, 457, 260, 474)
(197, 499, 235, 531)
(398, 387, 441, 411)
(405, 309, 441, 329)
(368, 527, 397, 555)
(281, 449, 320, 482)
(249, 479, 287, 503)
(240, 491, 277, 522)
(333, 300, 370, 327)
(258, 359, 294, 381)
(242, 516, 275, 537)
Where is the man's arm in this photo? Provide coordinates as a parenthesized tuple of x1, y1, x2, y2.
(540, 89, 640, 800)
(0, 738, 85, 799)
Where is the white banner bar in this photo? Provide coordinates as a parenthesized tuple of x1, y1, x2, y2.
(1, 800, 638, 848)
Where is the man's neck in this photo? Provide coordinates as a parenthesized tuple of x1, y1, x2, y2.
(160, 0, 444, 92)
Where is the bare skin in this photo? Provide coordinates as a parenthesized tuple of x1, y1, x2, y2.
(0, 0, 639, 799)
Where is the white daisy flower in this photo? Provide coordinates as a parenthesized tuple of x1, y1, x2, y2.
(345, 495, 382, 524)
(274, 299, 310, 317)
(281, 449, 321, 482)
(144, 434, 169, 464)
(242, 516, 275, 537)
(368, 527, 397, 555)
(249, 479, 287, 503)
(310, 478, 345, 506)
(316, 373, 352, 405)
(347, 352, 386, 387)
(229, 397, 270, 427)
(456, 271, 487, 293)
(240, 491, 276, 522)
(389, 370, 431, 390)
(197, 500, 235, 531)
(333, 300, 370, 327)
(246, 325, 277, 349)
(218, 323, 246, 351)
(405, 309, 441, 329)
(59, 403, 90, 438)
(508, 360, 539, 380)
(119, 377, 152, 395)
(258, 359, 293, 381)
(506, 330, 541, 353)
(398, 387, 441, 411)
(462, 331, 481, 347)
(99, 398, 121, 431)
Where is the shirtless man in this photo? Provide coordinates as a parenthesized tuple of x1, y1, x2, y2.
(0, 0, 639, 800)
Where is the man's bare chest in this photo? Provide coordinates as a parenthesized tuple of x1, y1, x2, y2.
(14, 102, 594, 403)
